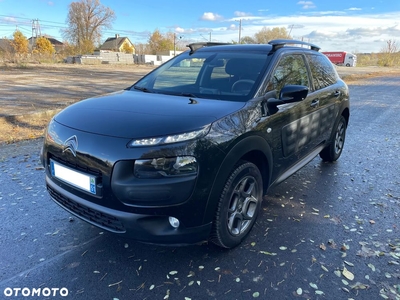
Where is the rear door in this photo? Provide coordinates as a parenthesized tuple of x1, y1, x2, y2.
(305, 53, 342, 145)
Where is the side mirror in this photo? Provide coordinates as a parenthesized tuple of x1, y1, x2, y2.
(279, 85, 308, 103)
(265, 85, 308, 115)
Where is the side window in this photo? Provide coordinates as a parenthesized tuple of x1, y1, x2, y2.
(267, 54, 309, 95)
(306, 54, 338, 90)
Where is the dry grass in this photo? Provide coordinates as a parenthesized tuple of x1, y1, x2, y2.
(0, 110, 61, 145)
(340, 68, 400, 84)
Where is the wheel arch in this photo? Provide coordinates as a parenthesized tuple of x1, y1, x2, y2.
(203, 135, 273, 224)
(341, 107, 350, 126)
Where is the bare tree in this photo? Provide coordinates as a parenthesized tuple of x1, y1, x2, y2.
(134, 43, 149, 55)
(381, 39, 398, 54)
(62, 0, 116, 54)
(378, 39, 399, 67)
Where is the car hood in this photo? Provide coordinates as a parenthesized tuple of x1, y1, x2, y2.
(54, 90, 245, 139)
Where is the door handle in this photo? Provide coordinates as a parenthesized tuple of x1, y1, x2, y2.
(310, 99, 319, 108)
(334, 91, 341, 97)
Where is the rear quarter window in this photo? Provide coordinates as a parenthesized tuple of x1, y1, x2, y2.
(306, 54, 338, 90)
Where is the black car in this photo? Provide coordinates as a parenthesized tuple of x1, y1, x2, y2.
(41, 40, 349, 248)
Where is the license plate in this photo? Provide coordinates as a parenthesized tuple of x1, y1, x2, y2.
(50, 159, 96, 194)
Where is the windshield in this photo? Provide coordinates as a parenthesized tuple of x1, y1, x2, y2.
(131, 50, 269, 102)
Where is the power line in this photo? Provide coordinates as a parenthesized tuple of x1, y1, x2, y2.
(0, 13, 149, 42)
(0, 14, 65, 25)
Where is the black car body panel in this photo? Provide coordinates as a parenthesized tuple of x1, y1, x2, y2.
(54, 91, 245, 138)
(42, 40, 350, 247)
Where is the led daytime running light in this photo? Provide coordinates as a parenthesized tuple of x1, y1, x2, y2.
(129, 126, 209, 147)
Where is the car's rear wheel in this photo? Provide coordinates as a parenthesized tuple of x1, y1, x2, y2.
(320, 115, 347, 161)
(211, 161, 263, 248)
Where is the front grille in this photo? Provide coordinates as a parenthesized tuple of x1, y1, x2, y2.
(48, 185, 125, 233)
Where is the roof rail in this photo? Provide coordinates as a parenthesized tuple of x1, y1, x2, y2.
(268, 39, 321, 52)
(187, 42, 231, 54)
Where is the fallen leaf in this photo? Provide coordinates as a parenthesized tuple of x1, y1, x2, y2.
(259, 251, 277, 256)
(351, 282, 369, 290)
(296, 288, 302, 295)
(187, 271, 195, 277)
(367, 263, 376, 272)
(342, 267, 354, 281)
(320, 243, 326, 251)
(369, 220, 376, 224)
(344, 261, 354, 267)
(309, 283, 318, 289)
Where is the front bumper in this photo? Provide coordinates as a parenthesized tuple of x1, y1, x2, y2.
(46, 177, 212, 245)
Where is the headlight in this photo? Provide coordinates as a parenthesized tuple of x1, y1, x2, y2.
(128, 126, 210, 147)
(134, 156, 198, 179)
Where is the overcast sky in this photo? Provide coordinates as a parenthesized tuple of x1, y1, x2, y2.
(1, 0, 399, 53)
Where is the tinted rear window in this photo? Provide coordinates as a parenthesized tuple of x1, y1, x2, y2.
(306, 54, 338, 90)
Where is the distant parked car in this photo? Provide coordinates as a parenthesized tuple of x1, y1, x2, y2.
(41, 40, 350, 248)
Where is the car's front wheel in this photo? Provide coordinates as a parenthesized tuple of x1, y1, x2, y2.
(320, 115, 347, 161)
(211, 161, 263, 248)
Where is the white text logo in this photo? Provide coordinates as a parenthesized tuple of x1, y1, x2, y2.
(4, 287, 69, 297)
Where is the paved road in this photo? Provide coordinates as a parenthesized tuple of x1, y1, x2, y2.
(0, 77, 399, 299)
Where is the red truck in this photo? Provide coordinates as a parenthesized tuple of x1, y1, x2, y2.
(322, 51, 357, 67)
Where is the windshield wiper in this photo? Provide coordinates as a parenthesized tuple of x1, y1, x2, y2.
(133, 86, 153, 93)
(179, 92, 199, 98)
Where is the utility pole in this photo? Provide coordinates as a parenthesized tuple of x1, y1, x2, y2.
(174, 33, 176, 56)
(31, 19, 41, 51)
(174, 34, 182, 56)
(238, 19, 242, 44)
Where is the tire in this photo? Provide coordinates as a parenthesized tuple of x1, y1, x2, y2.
(320, 115, 347, 161)
(211, 161, 263, 248)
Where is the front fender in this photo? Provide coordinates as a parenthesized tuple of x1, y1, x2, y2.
(202, 135, 273, 224)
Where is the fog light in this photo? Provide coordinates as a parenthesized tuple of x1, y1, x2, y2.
(168, 216, 180, 228)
